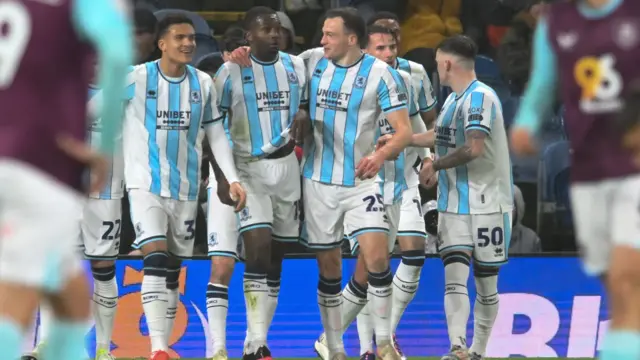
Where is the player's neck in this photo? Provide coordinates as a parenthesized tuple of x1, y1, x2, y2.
(450, 71, 477, 96)
(159, 58, 186, 78)
(334, 47, 363, 67)
(251, 48, 279, 64)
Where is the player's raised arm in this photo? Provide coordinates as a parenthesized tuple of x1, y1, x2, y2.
(375, 67, 412, 160)
(72, 0, 133, 155)
(511, 18, 558, 155)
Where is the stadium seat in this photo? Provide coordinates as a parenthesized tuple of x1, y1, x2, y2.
(537, 140, 574, 251)
(475, 55, 510, 102)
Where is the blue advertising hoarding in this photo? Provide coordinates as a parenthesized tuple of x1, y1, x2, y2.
(33, 256, 607, 358)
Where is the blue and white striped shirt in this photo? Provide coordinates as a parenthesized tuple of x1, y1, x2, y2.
(300, 48, 409, 187)
(123, 61, 222, 201)
(214, 52, 307, 158)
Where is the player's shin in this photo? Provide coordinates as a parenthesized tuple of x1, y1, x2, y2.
(356, 301, 375, 355)
(265, 259, 282, 335)
(340, 257, 369, 334)
(91, 263, 118, 353)
(243, 263, 269, 351)
(208, 256, 235, 355)
(368, 267, 394, 343)
(390, 249, 424, 333)
(318, 274, 344, 355)
(442, 251, 471, 349)
(165, 262, 182, 344)
(469, 266, 500, 357)
(141, 250, 170, 351)
(599, 246, 640, 360)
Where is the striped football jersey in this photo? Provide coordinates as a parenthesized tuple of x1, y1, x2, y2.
(377, 69, 419, 205)
(300, 48, 408, 187)
(123, 61, 222, 201)
(214, 52, 307, 158)
(435, 80, 513, 214)
(87, 86, 125, 200)
(396, 57, 437, 113)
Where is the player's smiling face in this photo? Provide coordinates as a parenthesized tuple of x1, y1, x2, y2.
(321, 17, 354, 60)
(159, 23, 196, 65)
(365, 33, 397, 66)
(248, 14, 282, 59)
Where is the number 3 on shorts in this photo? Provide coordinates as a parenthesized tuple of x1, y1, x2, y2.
(476, 227, 503, 247)
(184, 220, 195, 240)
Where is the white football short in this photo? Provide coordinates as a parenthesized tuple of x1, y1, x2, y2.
(206, 180, 244, 261)
(78, 198, 122, 260)
(350, 186, 426, 254)
(437, 210, 513, 266)
(301, 178, 389, 250)
(570, 174, 640, 276)
(128, 189, 199, 258)
(0, 160, 84, 292)
(235, 152, 300, 242)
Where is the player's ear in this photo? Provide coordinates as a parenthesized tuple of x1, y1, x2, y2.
(245, 31, 253, 43)
(157, 37, 166, 52)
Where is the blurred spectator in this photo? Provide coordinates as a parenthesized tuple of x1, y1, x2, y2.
(195, 52, 224, 77)
(134, 7, 159, 64)
(400, 0, 463, 54)
(276, 12, 301, 54)
(510, 185, 542, 253)
(220, 24, 247, 61)
(496, 1, 546, 95)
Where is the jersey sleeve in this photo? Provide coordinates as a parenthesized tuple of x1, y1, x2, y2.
(203, 76, 223, 125)
(293, 57, 309, 105)
(72, 0, 133, 154)
(124, 65, 136, 101)
(514, 18, 558, 134)
(416, 67, 437, 112)
(377, 67, 408, 114)
(464, 91, 498, 135)
(213, 65, 233, 112)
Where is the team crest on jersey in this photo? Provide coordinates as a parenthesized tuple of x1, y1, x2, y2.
(287, 71, 298, 83)
(135, 222, 144, 237)
(208, 233, 218, 247)
(354, 76, 366, 88)
(190, 91, 201, 103)
(239, 207, 252, 222)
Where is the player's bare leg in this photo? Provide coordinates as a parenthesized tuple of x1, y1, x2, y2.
(440, 249, 472, 360)
(139, 240, 171, 359)
(241, 227, 273, 360)
(600, 246, 640, 360)
(314, 249, 369, 360)
(0, 282, 41, 360)
(315, 247, 347, 360)
(91, 259, 118, 360)
(357, 231, 401, 360)
(207, 255, 236, 360)
(40, 272, 92, 360)
(165, 256, 182, 346)
(389, 236, 426, 359)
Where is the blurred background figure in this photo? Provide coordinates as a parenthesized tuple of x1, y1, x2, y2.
(134, 7, 160, 64)
(509, 185, 542, 253)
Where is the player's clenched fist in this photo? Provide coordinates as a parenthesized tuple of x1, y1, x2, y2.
(419, 159, 437, 188)
(509, 127, 537, 156)
(228, 182, 247, 212)
(356, 153, 385, 180)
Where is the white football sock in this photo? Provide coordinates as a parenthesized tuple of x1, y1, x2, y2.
(165, 288, 179, 344)
(340, 277, 368, 333)
(357, 302, 374, 355)
(265, 275, 280, 336)
(243, 272, 268, 352)
(443, 255, 471, 349)
(368, 268, 394, 344)
(206, 283, 229, 353)
(469, 273, 499, 356)
(318, 276, 344, 355)
(141, 275, 168, 351)
(391, 259, 422, 333)
(92, 275, 118, 351)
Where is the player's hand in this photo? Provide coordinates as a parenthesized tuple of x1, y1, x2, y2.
(229, 46, 252, 67)
(216, 177, 235, 207)
(228, 182, 247, 212)
(56, 134, 109, 194)
(420, 157, 438, 189)
(510, 127, 537, 156)
(376, 134, 393, 151)
(291, 109, 310, 145)
(356, 153, 384, 179)
(623, 125, 640, 168)
(419, 159, 437, 188)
